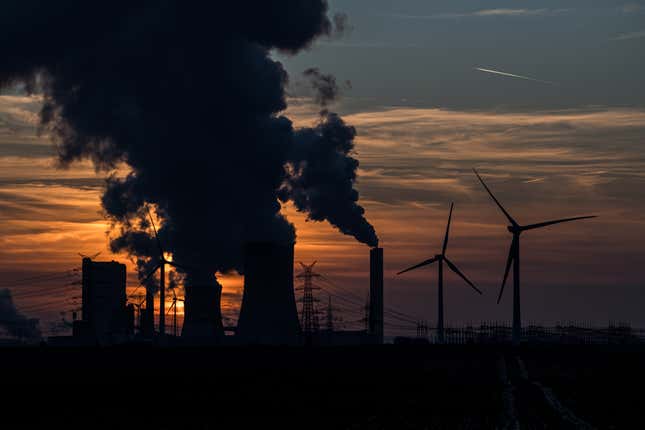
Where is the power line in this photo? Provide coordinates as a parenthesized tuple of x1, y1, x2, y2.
(0, 269, 79, 286)
(9, 282, 79, 296)
(317, 274, 423, 324)
(0, 273, 80, 289)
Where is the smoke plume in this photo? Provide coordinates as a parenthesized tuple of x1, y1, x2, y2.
(332, 12, 354, 39)
(303, 68, 347, 108)
(0, 1, 378, 287)
(0, 289, 41, 340)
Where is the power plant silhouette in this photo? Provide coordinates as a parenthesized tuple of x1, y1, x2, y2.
(68, 240, 386, 346)
(20, 169, 602, 347)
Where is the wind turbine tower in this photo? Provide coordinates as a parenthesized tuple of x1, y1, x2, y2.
(142, 210, 187, 338)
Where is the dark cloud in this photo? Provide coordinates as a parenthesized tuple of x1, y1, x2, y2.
(332, 12, 354, 38)
(282, 112, 378, 246)
(0, 289, 41, 340)
(0, 2, 377, 291)
(303, 68, 343, 108)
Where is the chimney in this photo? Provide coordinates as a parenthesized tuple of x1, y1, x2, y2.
(369, 247, 384, 344)
(236, 241, 300, 344)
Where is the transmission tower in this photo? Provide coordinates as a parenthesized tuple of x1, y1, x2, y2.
(296, 261, 321, 334)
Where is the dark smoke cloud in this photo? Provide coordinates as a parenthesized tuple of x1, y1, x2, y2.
(282, 112, 378, 246)
(303, 68, 348, 108)
(332, 12, 354, 38)
(0, 1, 377, 287)
(0, 289, 41, 340)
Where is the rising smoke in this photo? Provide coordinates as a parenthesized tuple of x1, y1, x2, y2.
(0, 289, 41, 340)
(0, 2, 378, 289)
(302, 68, 346, 108)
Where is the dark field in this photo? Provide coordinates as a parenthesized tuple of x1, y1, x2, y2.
(1, 344, 643, 429)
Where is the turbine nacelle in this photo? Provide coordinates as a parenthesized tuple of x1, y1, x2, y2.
(397, 202, 482, 295)
(473, 168, 596, 346)
(507, 225, 522, 235)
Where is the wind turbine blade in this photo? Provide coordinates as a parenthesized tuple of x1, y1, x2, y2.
(444, 257, 482, 295)
(311, 260, 317, 268)
(397, 257, 438, 275)
(299, 262, 306, 269)
(167, 260, 191, 272)
(167, 301, 176, 315)
(147, 208, 164, 256)
(498, 237, 516, 304)
(473, 169, 518, 226)
(442, 203, 454, 255)
(141, 263, 162, 286)
(521, 215, 596, 231)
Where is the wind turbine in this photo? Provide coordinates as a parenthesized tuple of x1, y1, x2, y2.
(397, 203, 482, 343)
(141, 209, 187, 337)
(130, 294, 146, 334)
(473, 169, 596, 345)
(167, 288, 184, 337)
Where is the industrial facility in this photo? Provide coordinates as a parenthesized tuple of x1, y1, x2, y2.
(57, 242, 387, 346)
(72, 258, 133, 344)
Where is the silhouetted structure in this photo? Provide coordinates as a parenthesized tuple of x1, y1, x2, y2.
(296, 262, 321, 335)
(474, 169, 596, 345)
(181, 272, 224, 340)
(75, 258, 131, 343)
(369, 247, 384, 344)
(141, 210, 186, 338)
(398, 203, 482, 343)
(236, 242, 300, 344)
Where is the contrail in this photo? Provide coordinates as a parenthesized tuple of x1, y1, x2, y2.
(475, 67, 555, 85)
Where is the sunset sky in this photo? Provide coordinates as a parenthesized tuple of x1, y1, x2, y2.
(1, 1, 645, 337)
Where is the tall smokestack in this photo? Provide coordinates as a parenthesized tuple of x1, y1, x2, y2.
(369, 247, 384, 344)
(236, 242, 300, 344)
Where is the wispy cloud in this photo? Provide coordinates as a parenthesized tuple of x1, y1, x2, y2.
(316, 41, 420, 49)
(622, 3, 645, 14)
(612, 30, 645, 40)
(474, 9, 565, 17)
(385, 8, 569, 20)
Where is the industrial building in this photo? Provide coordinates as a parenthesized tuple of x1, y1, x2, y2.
(181, 272, 224, 339)
(236, 241, 301, 344)
(73, 258, 133, 343)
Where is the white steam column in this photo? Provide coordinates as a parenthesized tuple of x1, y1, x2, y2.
(369, 247, 384, 344)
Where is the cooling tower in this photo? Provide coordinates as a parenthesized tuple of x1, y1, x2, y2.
(236, 241, 300, 344)
(181, 273, 224, 340)
(369, 247, 384, 344)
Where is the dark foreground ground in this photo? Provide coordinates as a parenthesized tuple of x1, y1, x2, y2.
(1, 343, 643, 429)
